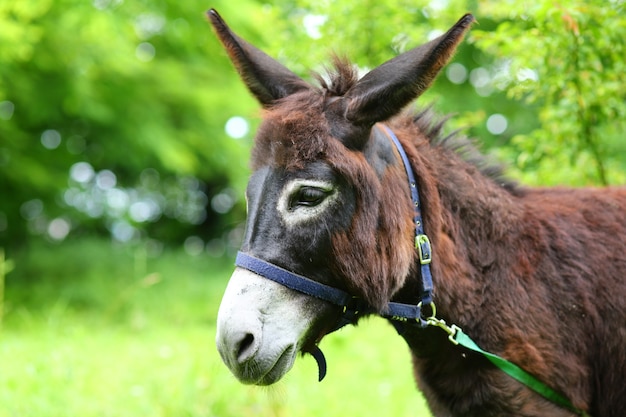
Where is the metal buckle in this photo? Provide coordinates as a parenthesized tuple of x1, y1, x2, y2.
(426, 316, 460, 345)
(415, 234, 432, 265)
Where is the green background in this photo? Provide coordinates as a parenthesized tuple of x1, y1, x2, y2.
(1, 0, 624, 415)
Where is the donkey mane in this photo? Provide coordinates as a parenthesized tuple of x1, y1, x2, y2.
(412, 107, 520, 194)
(313, 55, 360, 97)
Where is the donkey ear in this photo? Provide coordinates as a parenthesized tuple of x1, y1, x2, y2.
(207, 9, 309, 107)
(344, 14, 475, 125)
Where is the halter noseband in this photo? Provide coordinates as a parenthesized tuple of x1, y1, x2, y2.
(234, 124, 434, 380)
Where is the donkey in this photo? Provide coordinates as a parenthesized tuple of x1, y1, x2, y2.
(210, 9, 626, 417)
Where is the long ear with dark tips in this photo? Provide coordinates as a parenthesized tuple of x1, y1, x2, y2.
(345, 13, 475, 125)
(207, 9, 309, 107)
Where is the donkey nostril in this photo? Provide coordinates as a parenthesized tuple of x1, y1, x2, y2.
(236, 333, 256, 362)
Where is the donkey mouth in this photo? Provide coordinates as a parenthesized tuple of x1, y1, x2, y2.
(241, 344, 297, 386)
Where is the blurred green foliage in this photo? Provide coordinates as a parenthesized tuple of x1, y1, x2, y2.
(0, 0, 263, 246)
(1, 0, 624, 250)
(474, 1, 626, 185)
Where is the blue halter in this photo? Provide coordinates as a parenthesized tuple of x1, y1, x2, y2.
(235, 124, 434, 380)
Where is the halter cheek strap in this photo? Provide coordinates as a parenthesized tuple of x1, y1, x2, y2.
(378, 124, 434, 305)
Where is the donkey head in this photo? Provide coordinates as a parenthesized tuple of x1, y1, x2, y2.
(210, 9, 473, 385)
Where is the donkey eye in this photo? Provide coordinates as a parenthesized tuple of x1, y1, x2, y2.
(290, 187, 329, 209)
(278, 179, 338, 225)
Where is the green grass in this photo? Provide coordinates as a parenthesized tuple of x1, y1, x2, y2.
(0, 238, 431, 417)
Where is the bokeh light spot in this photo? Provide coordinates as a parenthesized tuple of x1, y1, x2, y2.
(41, 129, 62, 150)
(48, 218, 71, 241)
(225, 116, 249, 139)
(96, 170, 117, 190)
(136, 42, 156, 62)
(446, 63, 468, 84)
(0, 101, 15, 120)
(184, 236, 204, 256)
(486, 113, 508, 135)
(70, 162, 95, 184)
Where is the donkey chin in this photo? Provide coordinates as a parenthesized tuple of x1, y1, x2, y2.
(216, 267, 330, 385)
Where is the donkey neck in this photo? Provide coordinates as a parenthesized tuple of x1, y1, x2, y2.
(390, 127, 524, 338)
(434, 145, 523, 266)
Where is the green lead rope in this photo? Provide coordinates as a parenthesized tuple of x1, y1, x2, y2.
(426, 316, 591, 417)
